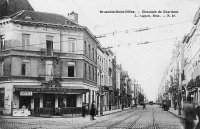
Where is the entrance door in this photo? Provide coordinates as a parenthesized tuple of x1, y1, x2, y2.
(43, 94, 55, 115)
(34, 98, 40, 116)
(19, 96, 31, 110)
(58, 98, 63, 108)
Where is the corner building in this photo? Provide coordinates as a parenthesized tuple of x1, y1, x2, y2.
(0, 10, 99, 116)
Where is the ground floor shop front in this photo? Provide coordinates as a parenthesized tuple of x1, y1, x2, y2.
(0, 84, 91, 116)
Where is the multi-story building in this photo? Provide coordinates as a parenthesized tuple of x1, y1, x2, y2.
(0, 7, 100, 115)
(103, 48, 114, 110)
(183, 7, 200, 104)
(115, 64, 121, 108)
(97, 44, 106, 113)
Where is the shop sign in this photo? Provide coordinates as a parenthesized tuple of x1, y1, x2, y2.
(15, 88, 89, 94)
(20, 91, 32, 96)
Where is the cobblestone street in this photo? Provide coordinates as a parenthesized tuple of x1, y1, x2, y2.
(0, 105, 184, 129)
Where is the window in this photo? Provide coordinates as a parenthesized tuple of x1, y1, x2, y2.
(92, 67, 94, 81)
(46, 35, 53, 56)
(84, 63, 87, 78)
(84, 93, 86, 103)
(102, 75, 103, 85)
(92, 48, 94, 60)
(88, 45, 91, 57)
(68, 38, 76, 52)
(92, 90, 94, 102)
(21, 60, 30, 76)
(89, 65, 91, 80)
(22, 34, 30, 50)
(0, 35, 5, 50)
(95, 50, 97, 62)
(68, 62, 75, 77)
(21, 63, 26, 75)
(95, 68, 97, 82)
(84, 41, 87, 55)
(0, 61, 3, 76)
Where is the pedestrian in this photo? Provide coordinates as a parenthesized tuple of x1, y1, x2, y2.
(82, 102, 86, 117)
(195, 103, 200, 129)
(90, 101, 96, 120)
(143, 103, 146, 110)
(183, 96, 197, 129)
(174, 100, 177, 110)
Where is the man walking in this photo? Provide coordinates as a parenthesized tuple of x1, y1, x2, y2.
(90, 101, 96, 120)
(82, 102, 86, 117)
(143, 103, 146, 110)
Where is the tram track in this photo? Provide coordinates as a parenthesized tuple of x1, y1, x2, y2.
(124, 110, 145, 129)
(81, 108, 141, 129)
(125, 106, 158, 129)
(107, 110, 144, 129)
(152, 106, 160, 129)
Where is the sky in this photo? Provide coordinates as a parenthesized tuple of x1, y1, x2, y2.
(28, 0, 200, 101)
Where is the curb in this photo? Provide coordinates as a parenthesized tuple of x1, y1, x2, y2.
(96, 108, 131, 117)
(0, 116, 38, 119)
(167, 110, 185, 120)
(0, 108, 132, 119)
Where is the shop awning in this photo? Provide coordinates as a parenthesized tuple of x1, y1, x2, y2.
(13, 85, 89, 94)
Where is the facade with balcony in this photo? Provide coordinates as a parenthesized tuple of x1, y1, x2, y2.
(0, 10, 99, 116)
(97, 45, 115, 112)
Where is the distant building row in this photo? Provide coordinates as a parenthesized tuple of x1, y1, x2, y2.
(157, 7, 200, 108)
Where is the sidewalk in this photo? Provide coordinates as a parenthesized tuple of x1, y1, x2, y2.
(168, 108, 185, 119)
(96, 107, 130, 117)
(0, 107, 131, 119)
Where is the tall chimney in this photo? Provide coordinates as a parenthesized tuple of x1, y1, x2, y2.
(68, 11, 78, 24)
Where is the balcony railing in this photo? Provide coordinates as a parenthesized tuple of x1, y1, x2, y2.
(0, 76, 45, 82)
(0, 75, 97, 86)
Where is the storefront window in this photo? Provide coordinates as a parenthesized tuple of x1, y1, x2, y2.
(0, 88, 5, 108)
(43, 94, 55, 108)
(19, 96, 31, 109)
(66, 94, 76, 107)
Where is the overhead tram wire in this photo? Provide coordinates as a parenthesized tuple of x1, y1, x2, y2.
(5, 33, 199, 53)
(95, 20, 193, 37)
(103, 33, 200, 48)
(0, 19, 192, 38)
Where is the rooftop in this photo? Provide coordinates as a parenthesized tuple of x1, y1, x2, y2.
(9, 10, 79, 27)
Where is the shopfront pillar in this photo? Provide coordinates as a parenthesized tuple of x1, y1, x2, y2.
(31, 98, 34, 110)
(40, 94, 43, 108)
(3, 85, 13, 116)
(55, 95, 58, 108)
(63, 97, 67, 107)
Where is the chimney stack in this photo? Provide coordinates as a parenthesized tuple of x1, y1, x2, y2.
(68, 11, 78, 24)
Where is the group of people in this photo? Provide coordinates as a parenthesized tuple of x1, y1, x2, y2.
(82, 101, 96, 120)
